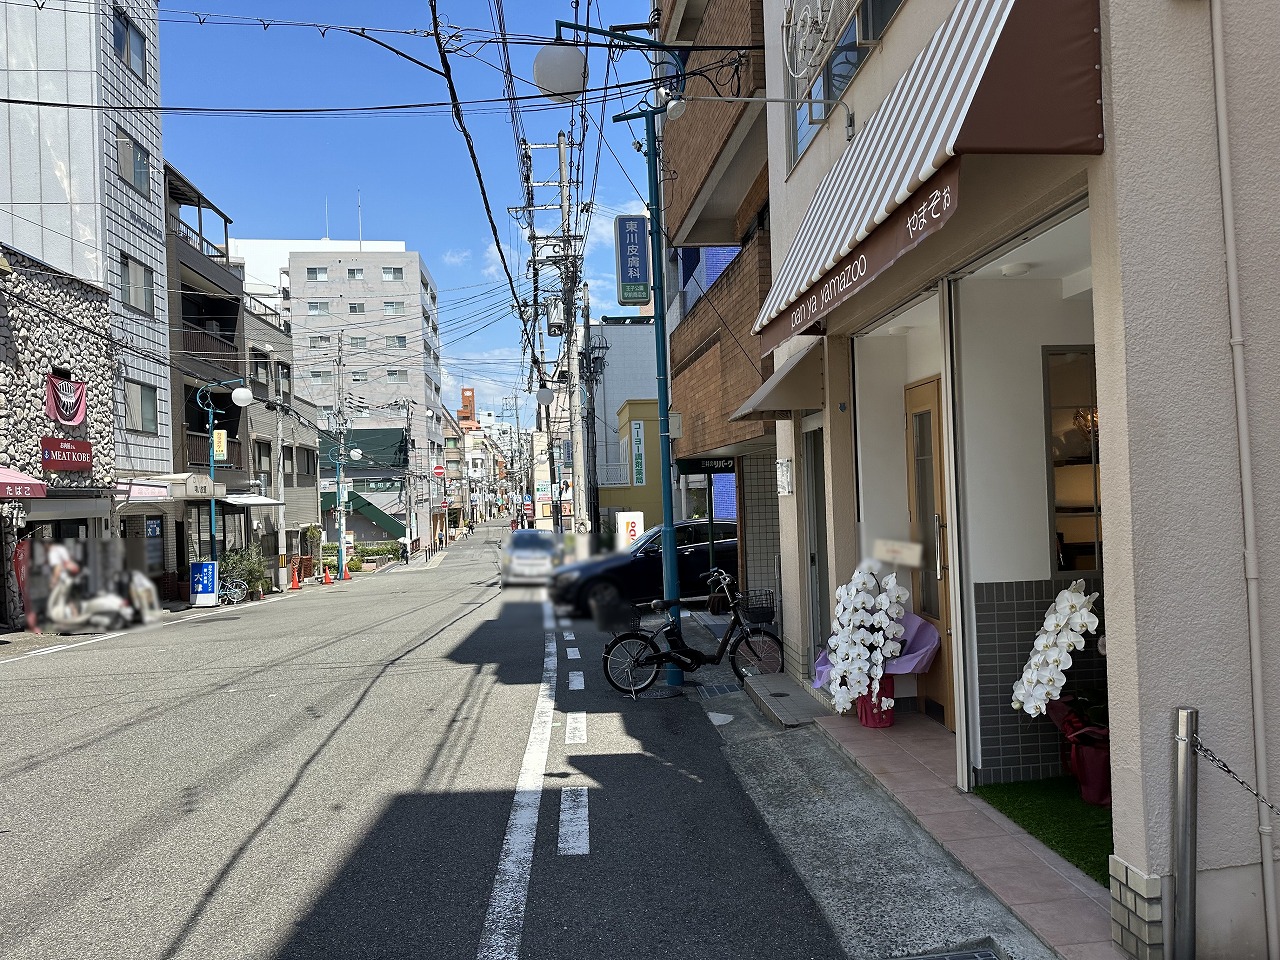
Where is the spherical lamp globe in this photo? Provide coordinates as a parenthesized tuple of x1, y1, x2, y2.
(349, 448, 363, 462)
(536, 387, 554, 406)
(533, 44, 588, 102)
(231, 386, 254, 407)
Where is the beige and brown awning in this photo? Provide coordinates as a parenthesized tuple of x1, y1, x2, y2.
(755, 0, 1102, 353)
(729, 338, 824, 422)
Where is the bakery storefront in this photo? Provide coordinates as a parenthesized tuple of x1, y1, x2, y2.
(754, 0, 1105, 788)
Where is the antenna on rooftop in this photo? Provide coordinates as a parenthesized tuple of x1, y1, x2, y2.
(323, 196, 330, 241)
(358, 188, 363, 252)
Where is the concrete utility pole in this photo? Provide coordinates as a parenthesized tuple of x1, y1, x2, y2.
(559, 131, 589, 559)
(335, 330, 348, 577)
(274, 356, 287, 590)
(402, 399, 416, 552)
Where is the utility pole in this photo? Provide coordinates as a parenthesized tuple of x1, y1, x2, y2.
(274, 356, 287, 590)
(403, 399, 416, 553)
(581, 283, 601, 548)
(559, 131, 589, 559)
(335, 330, 348, 578)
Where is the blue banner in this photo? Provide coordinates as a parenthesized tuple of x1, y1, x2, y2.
(614, 215, 652, 306)
(191, 562, 216, 596)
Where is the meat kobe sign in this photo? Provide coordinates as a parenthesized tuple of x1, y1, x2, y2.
(41, 437, 93, 471)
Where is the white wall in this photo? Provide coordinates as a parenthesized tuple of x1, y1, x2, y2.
(955, 279, 1094, 583)
(854, 335, 911, 557)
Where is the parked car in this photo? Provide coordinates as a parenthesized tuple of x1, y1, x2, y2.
(550, 520, 738, 615)
(500, 529, 560, 586)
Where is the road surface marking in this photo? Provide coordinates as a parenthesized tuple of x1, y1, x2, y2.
(566, 647, 580, 660)
(565, 711, 586, 745)
(427, 552, 445, 569)
(476, 623, 557, 960)
(568, 671, 584, 691)
(0, 596, 290, 666)
(562, 630, 575, 642)
(542, 603, 557, 632)
(557, 787, 589, 856)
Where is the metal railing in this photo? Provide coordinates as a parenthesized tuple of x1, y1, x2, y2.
(186, 431, 244, 470)
(181, 324, 240, 372)
(598, 462, 630, 487)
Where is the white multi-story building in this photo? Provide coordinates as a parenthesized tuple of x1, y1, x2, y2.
(229, 240, 444, 540)
(0, 1, 171, 481)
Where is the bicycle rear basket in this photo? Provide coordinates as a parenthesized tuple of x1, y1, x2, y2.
(742, 589, 776, 624)
(590, 598, 643, 633)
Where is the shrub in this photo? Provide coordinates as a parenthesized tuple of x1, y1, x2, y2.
(346, 556, 363, 572)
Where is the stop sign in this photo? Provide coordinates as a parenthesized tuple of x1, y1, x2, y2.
(523, 502, 534, 516)
(441, 498, 448, 509)
(433, 464, 445, 479)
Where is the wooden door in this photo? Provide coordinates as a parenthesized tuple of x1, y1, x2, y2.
(904, 378, 955, 730)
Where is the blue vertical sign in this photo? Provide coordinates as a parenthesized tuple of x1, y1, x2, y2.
(190, 561, 217, 607)
(615, 215, 652, 306)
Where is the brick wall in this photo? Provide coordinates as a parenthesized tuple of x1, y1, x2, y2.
(670, 229, 773, 458)
(660, 0, 765, 240)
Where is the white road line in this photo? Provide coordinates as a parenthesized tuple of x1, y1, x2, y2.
(558, 618, 571, 628)
(566, 647, 580, 660)
(542, 602, 557, 632)
(476, 630, 558, 960)
(562, 630, 575, 642)
(568, 671, 584, 691)
(557, 787, 589, 856)
(0, 595, 292, 666)
(565, 711, 587, 745)
(427, 552, 445, 569)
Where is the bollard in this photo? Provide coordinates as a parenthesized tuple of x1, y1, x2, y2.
(1174, 707, 1198, 960)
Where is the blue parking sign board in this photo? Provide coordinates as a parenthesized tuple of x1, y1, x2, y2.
(191, 561, 217, 607)
(614, 215, 651, 306)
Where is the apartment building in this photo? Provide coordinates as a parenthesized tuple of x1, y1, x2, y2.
(0, 2, 171, 480)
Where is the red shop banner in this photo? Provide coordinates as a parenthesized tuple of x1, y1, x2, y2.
(41, 437, 93, 471)
(45, 374, 88, 426)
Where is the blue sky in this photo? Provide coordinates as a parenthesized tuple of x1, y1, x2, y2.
(159, 1, 652, 420)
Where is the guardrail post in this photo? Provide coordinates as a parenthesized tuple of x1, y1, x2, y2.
(1174, 707, 1198, 960)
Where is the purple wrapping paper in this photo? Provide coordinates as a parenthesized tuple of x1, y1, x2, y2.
(811, 612, 942, 689)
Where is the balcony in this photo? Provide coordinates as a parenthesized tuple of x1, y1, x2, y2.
(598, 463, 630, 487)
(185, 431, 244, 470)
(181, 322, 241, 375)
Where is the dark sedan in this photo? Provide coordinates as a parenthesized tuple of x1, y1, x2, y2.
(550, 520, 738, 615)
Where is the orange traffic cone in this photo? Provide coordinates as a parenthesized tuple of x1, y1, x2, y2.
(289, 565, 302, 591)
(322, 565, 333, 585)
(341, 564, 352, 581)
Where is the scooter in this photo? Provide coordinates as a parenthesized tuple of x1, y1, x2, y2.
(45, 571, 134, 632)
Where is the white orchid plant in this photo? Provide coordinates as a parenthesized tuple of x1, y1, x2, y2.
(824, 569, 910, 715)
(1011, 580, 1100, 717)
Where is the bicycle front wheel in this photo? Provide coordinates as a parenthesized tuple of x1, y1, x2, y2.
(222, 579, 248, 604)
(729, 627, 784, 681)
(602, 632, 661, 695)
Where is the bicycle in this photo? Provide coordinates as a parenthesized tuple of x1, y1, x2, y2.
(218, 577, 248, 605)
(600, 568, 784, 696)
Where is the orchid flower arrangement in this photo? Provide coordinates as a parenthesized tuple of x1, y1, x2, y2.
(1010, 580, 1100, 716)
(824, 568, 910, 714)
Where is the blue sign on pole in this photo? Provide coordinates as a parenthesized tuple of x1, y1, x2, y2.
(191, 562, 216, 598)
(614, 215, 652, 306)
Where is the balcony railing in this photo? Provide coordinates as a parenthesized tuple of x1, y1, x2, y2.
(181, 323, 241, 373)
(598, 462, 630, 487)
(167, 215, 245, 277)
(186, 431, 244, 470)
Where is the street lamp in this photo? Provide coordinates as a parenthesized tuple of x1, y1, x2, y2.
(538, 24, 683, 622)
(327, 444, 363, 579)
(194, 378, 253, 604)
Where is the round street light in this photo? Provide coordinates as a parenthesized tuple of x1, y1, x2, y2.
(231, 386, 254, 408)
(533, 44, 588, 102)
(536, 387, 554, 406)
(349, 448, 363, 462)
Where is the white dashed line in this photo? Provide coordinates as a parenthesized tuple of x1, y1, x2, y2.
(562, 630, 575, 642)
(568, 671, 584, 691)
(566, 647, 580, 660)
(565, 711, 586, 745)
(557, 787, 590, 856)
(476, 629, 558, 960)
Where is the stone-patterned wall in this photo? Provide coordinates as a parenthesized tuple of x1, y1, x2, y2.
(972, 576, 1106, 784)
(0, 245, 116, 488)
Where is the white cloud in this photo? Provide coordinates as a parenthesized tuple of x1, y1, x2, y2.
(441, 248, 472, 267)
(584, 199, 647, 260)
(481, 241, 517, 281)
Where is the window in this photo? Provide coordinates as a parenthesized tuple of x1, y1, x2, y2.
(307, 301, 328, 316)
(348, 302, 365, 314)
(387, 369, 408, 383)
(306, 266, 328, 281)
(349, 336, 367, 348)
(310, 370, 332, 384)
(383, 266, 404, 281)
(116, 129, 150, 196)
(255, 441, 272, 474)
(298, 449, 317, 476)
(120, 255, 154, 315)
(112, 8, 146, 79)
(347, 267, 363, 280)
(123, 379, 158, 434)
(279, 365, 292, 397)
(283, 446, 295, 475)
(1045, 348, 1101, 574)
(386, 335, 407, 349)
(351, 370, 368, 383)
(308, 335, 330, 349)
(251, 352, 269, 383)
(787, 0, 903, 162)
(383, 301, 405, 316)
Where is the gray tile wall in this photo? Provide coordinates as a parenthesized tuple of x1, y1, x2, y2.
(972, 576, 1106, 785)
(740, 451, 780, 595)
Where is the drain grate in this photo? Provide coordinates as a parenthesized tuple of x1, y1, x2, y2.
(900, 951, 999, 960)
(698, 683, 741, 700)
(636, 687, 683, 699)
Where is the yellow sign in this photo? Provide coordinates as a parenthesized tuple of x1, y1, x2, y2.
(212, 429, 228, 461)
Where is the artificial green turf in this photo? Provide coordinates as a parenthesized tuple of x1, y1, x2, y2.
(973, 776, 1113, 886)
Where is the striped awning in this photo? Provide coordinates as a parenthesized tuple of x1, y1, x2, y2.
(755, 0, 1102, 350)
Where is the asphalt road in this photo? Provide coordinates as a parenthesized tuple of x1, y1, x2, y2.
(0, 523, 845, 960)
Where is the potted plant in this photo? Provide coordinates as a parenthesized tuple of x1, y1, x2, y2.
(815, 568, 910, 726)
(1010, 580, 1111, 805)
